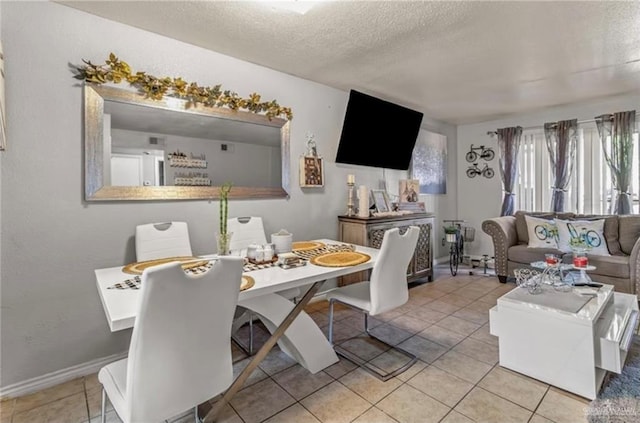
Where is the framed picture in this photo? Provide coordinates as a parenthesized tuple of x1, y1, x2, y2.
(399, 179, 419, 203)
(410, 129, 447, 194)
(371, 189, 390, 213)
(299, 155, 324, 187)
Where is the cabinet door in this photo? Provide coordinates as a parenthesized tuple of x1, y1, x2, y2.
(414, 222, 432, 274)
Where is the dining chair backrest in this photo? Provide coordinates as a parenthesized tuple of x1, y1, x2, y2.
(125, 257, 244, 422)
(135, 221, 192, 261)
(369, 226, 420, 315)
(227, 217, 268, 251)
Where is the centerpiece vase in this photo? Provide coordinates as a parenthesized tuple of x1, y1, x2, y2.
(217, 232, 233, 256)
(218, 182, 233, 255)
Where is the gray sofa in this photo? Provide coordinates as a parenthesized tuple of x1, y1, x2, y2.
(482, 211, 640, 295)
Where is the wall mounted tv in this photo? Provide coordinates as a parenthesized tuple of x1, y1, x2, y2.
(335, 90, 424, 170)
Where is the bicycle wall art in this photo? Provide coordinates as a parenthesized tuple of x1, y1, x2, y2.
(465, 144, 495, 179)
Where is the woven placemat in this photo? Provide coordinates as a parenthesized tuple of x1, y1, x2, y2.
(292, 241, 326, 251)
(310, 251, 371, 267)
(122, 256, 209, 275)
(241, 275, 255, 291)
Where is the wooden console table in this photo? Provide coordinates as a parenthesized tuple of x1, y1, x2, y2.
(337, 213, 434, 286)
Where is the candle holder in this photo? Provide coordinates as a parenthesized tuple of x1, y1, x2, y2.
(346, 181, 356, 216)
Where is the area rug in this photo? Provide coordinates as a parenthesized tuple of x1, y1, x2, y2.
(586, 335, 640, 423)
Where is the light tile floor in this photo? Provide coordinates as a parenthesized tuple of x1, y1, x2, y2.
(1, 265, 634, 423)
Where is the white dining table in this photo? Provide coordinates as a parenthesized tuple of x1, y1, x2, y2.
(94, 239, 379, 422)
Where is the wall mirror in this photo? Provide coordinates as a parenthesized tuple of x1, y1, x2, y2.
(84, 84, 290, 201)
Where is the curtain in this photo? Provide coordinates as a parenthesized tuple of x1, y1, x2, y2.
(496, 126, 523, 216)
(595, 111, 636, 215)
(544, 119, 577, 212)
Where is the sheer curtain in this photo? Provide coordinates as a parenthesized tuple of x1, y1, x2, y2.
(544, 119, 577, 212)
(596, 111, 636, 215)
(496, 126, 523, 216)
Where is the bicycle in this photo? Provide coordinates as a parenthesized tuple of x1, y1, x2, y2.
(466, 162, 495, 179)
(567, 222, 602, 248)
(465, 144, 495, 163)
(443, 220, 466, 276)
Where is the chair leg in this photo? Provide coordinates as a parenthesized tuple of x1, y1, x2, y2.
(194, 405, 200, 423)
(330, 300, 417, 382)
(328, 299, 335, 345)
(248, 313, 254, 355)
(101, 388, 106, 423)
(231, 309, 256, 357)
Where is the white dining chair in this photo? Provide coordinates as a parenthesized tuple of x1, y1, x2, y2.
(325, 226, 420, 381)
(135, 221, 192, 261)
(98, 256, 244, 423)
(227, 216, 268, 254)
(227, 216, 300, 355)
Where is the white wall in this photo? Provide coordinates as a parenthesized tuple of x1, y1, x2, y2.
(0, 2, 457, 388)
(457, 93, 640, 258)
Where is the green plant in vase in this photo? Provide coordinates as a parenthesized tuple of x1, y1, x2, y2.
(217, 182, 233, 255)
(444, 225, 459, 244)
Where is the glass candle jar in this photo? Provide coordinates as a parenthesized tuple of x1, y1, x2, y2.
(573, 250, 588, 268)
(544, 254, 559, 265)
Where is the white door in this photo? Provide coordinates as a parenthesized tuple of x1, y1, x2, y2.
(111, 154, 143, 186)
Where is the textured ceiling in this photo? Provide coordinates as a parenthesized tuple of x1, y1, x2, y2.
(58, 1, 640, 124)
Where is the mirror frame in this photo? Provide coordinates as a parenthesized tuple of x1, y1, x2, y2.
(84, 84, 290, 201)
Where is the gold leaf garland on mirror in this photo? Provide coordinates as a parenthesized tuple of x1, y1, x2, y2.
(73, 53, 293, 120)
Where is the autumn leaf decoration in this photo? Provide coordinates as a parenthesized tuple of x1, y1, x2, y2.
(74, 53, 293, 120)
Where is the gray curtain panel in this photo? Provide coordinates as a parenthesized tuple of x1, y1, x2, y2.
(544, 119, 577, 212)
(496, 126, 523, 216)
(595, 111, 636, 215)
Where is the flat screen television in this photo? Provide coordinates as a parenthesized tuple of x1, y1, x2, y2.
(335, 90, 424, 170)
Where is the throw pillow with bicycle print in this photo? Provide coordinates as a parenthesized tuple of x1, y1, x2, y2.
(465, 144, 495, 179)
(554, 218, 610, 256)
(524, 215, 559, 248)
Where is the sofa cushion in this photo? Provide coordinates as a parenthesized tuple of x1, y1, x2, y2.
(555, 218, 610, 256)
(618, 215, 640, 255)
(508, 244, 565, 265)
(525, 215, 559, 248)
(587, 254, 630, 279)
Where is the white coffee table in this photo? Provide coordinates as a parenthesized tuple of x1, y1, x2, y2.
(490, 284, 638, 399)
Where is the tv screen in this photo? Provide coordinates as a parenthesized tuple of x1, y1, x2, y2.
(335, 90, 424, 170)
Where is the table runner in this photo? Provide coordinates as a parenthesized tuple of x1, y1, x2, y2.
(108, 266, 255, 291)
(108, 263, 215, 289)
(108, 243, 356, 290)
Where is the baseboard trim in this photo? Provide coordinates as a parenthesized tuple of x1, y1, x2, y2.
(0, 351, 127, 399)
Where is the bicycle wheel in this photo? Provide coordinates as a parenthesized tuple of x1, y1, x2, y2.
(483, 149, 495, 161)
(465, 151, 478, 163)
(466, 168, 478, 178)
(483, 168, 495, 178)
(585, 230, 601, 247)
(449, 244, 459, 276)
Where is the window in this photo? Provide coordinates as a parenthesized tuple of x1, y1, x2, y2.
(514, 125, 639, 214)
